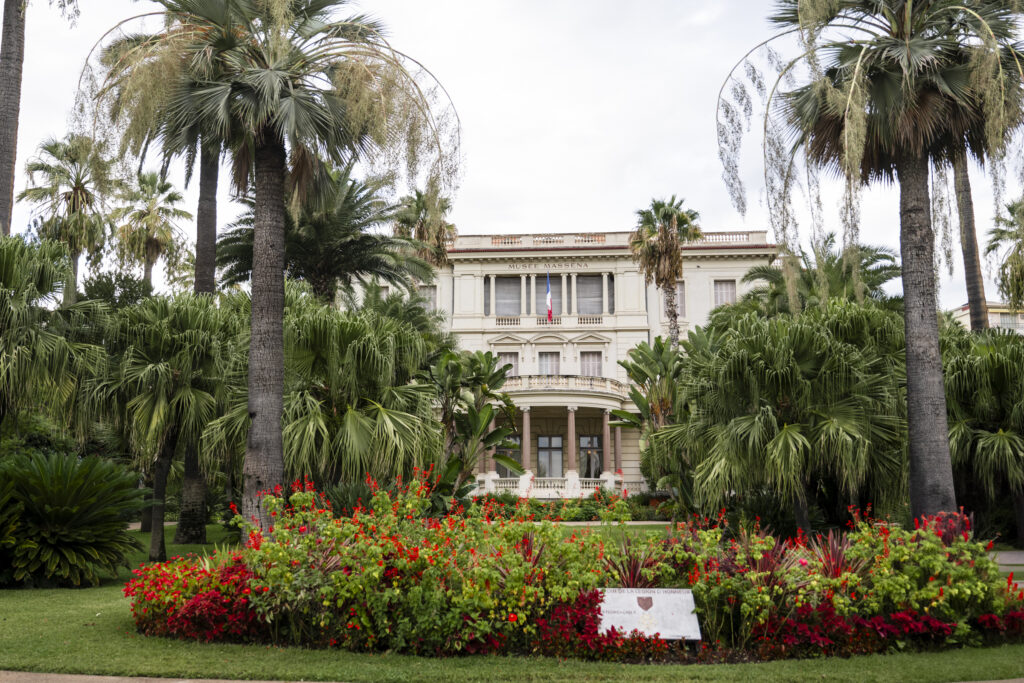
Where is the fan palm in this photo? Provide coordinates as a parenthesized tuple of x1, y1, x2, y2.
(630, 196, 701, 346)
(217, 166, 432, 302)
(112, 172, 192, 289)
(94, 294, 227, 561)
(0, 236, 104, 430)
(394, 188, 456, 267)
(769, 0, 1024, 517)
(17, 135, 116, 306)
(661, 301, 907, 532)
(132, 0, 456, 527)
(738, 233, 900, 316)
(944, 326, 1024, 542)
(987, 196, 1024, 311)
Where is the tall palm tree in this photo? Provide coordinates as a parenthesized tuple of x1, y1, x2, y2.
(217, 166, 432, 302)
(738, 233, 901, 316)
(952, 154, 989, 330)
(148, 0, 456, 527)
(112, 172, 192, 289)
(987, 196, 1024, 311)
(0, 1, 80, 236)
(17, 135, 116, 306)
(768, 0, 1024, 517)
(394, 188, 456, 267)
(629, 196, 701, 346)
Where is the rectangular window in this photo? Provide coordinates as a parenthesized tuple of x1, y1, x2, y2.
(579, 435, 602, 478)
(1000, 312, 1017, 328)
(714, 279, 737, 307)
(576, 275, 603, 314)
(579, 351, 601, 377)
(675, 280, 686, 317)
(534, 275, 562, 316)
(495, 276, 521, 316)
(608, 274, 615, 313)
(417, 285, 437, 311)
(497, 351, 519, 376)
(538, 351, 560, 375)
(496, 435, 521, 478)
(537, 435, 563, 478)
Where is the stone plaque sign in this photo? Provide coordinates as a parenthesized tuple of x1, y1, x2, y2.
(600, 588, 701, 640)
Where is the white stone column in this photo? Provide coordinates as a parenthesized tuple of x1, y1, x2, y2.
(602, 409, 612, 474)
(566, 407, 577, 473)
(561, 273, 568, 315)
(522, 407, 532, 472)
(601, 272, 609, 315)
(520, 275, 527, 316)
(530, 274, 537, 316)
(614, 425, 622, 471)
(489, 275, 496, 317)
(570, 273, 577, 314)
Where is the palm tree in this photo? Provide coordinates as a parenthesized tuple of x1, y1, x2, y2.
(143, 0, 456, 527)
(944, 326, 1024, 543)
(217, 166, 432, 302)
(0, 236, 104, 430)
(630, 197, 701, 346)
(394, 188, 456, 266)
(663, 301, 907, 533)
(952, 154, 989, 330)
(95, 294, 226, 562)
(112, 172, 192, 289)
(17, 135, 115, 306)
(987, 196, 1024, 311)
(738, 233, 901, 316)
(768, 0, 1024, 517)
(0, 1, 81, 236)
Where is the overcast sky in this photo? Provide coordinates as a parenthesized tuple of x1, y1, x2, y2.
(11, 0, 1020, 309)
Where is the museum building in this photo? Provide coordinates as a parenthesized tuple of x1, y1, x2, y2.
(420, 229, 776, 497)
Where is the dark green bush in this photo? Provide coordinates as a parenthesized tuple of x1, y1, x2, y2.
(1, 453, 145, 587)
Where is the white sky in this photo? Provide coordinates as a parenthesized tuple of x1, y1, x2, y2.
(11, 0, 1019, 309)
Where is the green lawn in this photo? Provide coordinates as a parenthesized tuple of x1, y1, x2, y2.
(2, 524, 1024, 682)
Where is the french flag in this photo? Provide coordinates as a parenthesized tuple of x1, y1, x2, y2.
(546, 273, 553, 322)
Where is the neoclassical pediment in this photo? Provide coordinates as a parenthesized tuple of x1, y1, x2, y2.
(570, 333, 612, 344)
(529, 333, 569, 344)
(489, 334, 528, 345)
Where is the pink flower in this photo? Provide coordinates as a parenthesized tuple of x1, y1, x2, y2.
(798, 558, 808, 567)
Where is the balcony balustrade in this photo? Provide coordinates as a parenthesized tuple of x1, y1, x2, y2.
(503, 374, 629, 397)
(453, 230, 769, 251)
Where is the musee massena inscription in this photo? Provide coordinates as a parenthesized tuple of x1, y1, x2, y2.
(599, 588, 702, 640)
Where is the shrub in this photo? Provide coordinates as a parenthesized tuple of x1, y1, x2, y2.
(2, 453, 145, 586)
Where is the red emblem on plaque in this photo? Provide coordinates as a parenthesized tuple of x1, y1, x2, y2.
(637, 596, 653, 611)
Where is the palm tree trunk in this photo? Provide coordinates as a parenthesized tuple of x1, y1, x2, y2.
(139, 473, 153, 533)
(896, 152, 957, 519)
(663, 283, 679, 345)
(143, 257, 154, 289)
(242, 136, 287, 530)
(63, 250, 79, 307)
(193, 144, 219, 295)
(0, 0, 26, 236)
(148, 427, 178, 563)
(952, 153, 988, 331)
(173, 447, 207, 544)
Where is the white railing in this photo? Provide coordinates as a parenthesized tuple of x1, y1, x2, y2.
(578, 316, 603, 325)
(619, 479, 648, 494)
(579, 478, 604, 491)
(502, 375, 629, 397)
(495, 316, 520, 326)
(537, 316, 562, 325)
(494, 478, 519, 492)
(533, 477, 567, 490)
(450, 230, 769, 251)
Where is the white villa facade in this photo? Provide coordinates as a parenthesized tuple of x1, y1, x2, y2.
(422, 229, 776, 498)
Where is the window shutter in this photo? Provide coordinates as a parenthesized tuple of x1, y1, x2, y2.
(576, 275, 602, 314)
(538, 352, 560, 375)
(534, 276, 562, 315)
(676, 281, 686, 317)
(580, 351, 601, 376)
(714, 280, 737, 306)
(497, 352, 519, 376)
(495, 277, 521, 316)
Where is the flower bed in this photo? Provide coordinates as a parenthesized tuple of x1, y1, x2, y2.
(125, 478, 1024, 662)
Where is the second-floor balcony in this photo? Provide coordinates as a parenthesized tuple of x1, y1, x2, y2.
(503, 374, 630, 398)
(448, 230, 770, 251)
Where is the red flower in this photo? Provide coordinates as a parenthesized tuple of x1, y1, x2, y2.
(509, 613, 518, 622)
